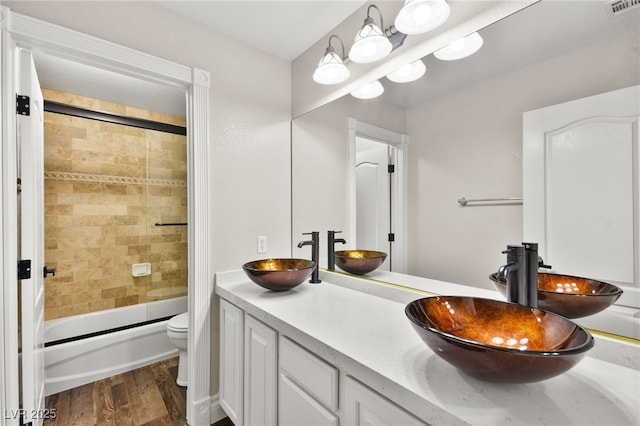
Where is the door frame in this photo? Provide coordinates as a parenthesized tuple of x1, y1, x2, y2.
(0, 7, 214, 425)
(348, 118, 408, 273)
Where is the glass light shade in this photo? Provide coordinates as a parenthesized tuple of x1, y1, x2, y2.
(434, 32, 484, 60)
(348, 22, 392, 63)
(313, 51, 350, 85)
(386, 59, 426, 83)
(350, 80, 384, 99)
(394, 0, 451, 35)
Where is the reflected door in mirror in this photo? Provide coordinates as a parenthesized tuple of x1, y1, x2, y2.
(356, 136, 392, 271)
(523, 85, 640, 309)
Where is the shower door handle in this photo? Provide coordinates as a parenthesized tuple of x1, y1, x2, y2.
(43, 266, 56, 278)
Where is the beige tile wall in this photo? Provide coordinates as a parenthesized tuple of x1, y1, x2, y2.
(43, 88, 187, 320)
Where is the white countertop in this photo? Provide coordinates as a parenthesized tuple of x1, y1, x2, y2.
(215, 269, 640, 426)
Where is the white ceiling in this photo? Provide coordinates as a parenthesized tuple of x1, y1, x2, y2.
(156, 0, 368, 61)
(34, 1, 366, 118)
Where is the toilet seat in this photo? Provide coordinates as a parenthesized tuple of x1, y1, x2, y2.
(167, 312, 188, 333)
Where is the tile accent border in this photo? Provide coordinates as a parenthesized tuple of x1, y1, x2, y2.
(44, 171, 187, 187)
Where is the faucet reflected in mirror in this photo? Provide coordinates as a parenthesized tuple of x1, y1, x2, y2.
(297, 232, 321, 283)
(327, 230, 347, 271)
(498, 243, 551, 309)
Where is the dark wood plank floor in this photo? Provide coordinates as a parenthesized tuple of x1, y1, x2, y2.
(43, 357, 234, 426)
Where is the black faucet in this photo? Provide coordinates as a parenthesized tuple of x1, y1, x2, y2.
(327, 230, 346, 270)
(498, 242, 552, 309)
(298, 231, 321, 283)
(498, 245, 529, 307)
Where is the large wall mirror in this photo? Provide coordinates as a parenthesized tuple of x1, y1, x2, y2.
(292, 1, 640, 339)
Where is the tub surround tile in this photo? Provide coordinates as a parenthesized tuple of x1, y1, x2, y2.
(43, 89, 187, 321)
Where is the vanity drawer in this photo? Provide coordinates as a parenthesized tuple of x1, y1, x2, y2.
(279, 336, 338, 411)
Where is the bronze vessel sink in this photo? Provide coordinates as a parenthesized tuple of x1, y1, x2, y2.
(242, 258, 316, 291)
(405, 296, 594, 383)
(490, 272, 623, 318)
(334, 250, 387, 275)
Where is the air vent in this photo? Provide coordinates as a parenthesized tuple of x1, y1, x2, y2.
(605, 0, 640, 17)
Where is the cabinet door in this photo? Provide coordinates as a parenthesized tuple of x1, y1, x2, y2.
(219, 299, 244, 426)
(344, 376, 427, 426)
(279, 374, 339, 426)
(244, 315, 278, 426)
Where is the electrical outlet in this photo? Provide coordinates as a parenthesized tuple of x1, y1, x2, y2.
(257, 236, 267, 254)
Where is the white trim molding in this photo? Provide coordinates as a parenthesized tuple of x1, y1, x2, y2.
(0, 7, 213, 425)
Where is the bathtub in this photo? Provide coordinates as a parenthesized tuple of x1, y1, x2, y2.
(44, 296, 187, 396)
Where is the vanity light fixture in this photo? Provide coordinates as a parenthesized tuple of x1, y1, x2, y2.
(349, 5, 393, 64)
(350, 80, 384, 99)
(386, 59, 426, 83)
(394, 0, 451, 35)
(313, 35, 351, 85)
(434, 32, 484, 60)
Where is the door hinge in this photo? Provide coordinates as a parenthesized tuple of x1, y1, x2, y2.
(388, 233, 395, 242)
(16, 95, 30, 116)
(388, 164, 395, 173)
(18, 259, 32, 280)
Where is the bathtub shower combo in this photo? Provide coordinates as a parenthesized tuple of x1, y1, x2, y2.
(42, 91, 188, 395)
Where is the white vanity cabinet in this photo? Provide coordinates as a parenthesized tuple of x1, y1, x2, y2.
(219, 300, 278, 426)
(344, 376, 428, 426)
(218, 296, 422, 426)
(278, 336, 339, 426)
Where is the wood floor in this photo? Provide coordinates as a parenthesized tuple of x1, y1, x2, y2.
(43, 357, 234, 426)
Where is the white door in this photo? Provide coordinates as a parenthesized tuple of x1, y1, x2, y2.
(524, 85, 640, 309)
(355, 137, 392, 270)
(18, 49, 46, 425)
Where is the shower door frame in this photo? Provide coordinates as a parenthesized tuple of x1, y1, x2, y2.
(0, 7, 214, 426)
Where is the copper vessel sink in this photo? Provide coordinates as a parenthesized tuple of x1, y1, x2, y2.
(405, 296, 593, 383)
(334, 250, 387, 275)
(490, 272, 623, 318)
(242, 258, 316, 291)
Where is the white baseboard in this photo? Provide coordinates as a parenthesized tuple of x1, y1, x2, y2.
(210, 394, 227, 424)
(188, 393, 226, 425)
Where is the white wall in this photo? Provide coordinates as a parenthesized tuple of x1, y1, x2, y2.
(406, 28, 640, 289)
(3, 0, 292, 397)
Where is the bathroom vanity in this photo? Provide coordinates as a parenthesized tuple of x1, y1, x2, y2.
(215, 269, 640, 426)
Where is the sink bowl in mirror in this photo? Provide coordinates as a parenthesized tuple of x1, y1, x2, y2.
(334, 250, 387, 275)
(489, 272, 623, 318)
(242, 258, 316, 292)
(405, 296, 594, 383)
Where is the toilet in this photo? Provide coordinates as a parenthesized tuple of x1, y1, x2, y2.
(167, 312, 188, 386)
